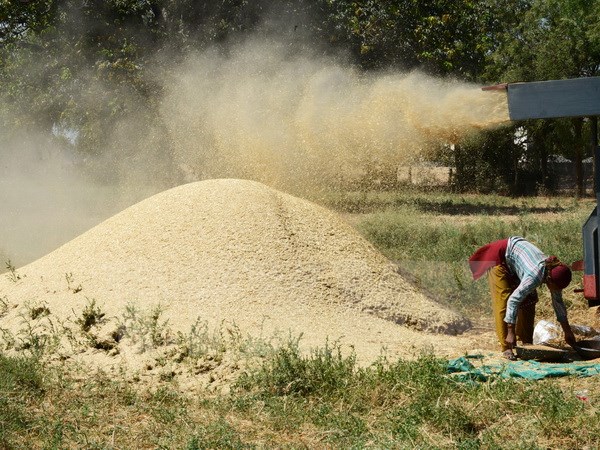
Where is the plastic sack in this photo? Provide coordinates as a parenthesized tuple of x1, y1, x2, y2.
(533, 320, 561, 344)
(533, 320, 599, 344)
(570, 324, 598, 338)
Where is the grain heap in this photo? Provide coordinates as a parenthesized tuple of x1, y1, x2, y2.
(0, 179, 476, 383)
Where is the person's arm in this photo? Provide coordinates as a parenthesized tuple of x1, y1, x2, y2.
(504, 276, 538, 324)
(560, 320, 576, 347)
(551, 290, 576, 347)
(506, 323, 517, 349)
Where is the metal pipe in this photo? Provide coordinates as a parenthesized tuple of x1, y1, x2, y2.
(593, 117, 599, 199)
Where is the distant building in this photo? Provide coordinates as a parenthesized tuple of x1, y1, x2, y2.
(397, 165, 453, 186)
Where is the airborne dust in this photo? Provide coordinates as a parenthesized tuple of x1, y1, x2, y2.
(0, 37, 508, 268)
(163, 39, 509, 189)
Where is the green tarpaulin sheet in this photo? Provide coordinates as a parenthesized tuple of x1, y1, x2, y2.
(448, 355, 600, 382)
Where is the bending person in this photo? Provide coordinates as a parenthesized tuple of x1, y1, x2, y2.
(469, 236, 575, 360)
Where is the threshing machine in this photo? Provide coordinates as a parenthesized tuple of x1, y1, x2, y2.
(483, 77, 600, 306)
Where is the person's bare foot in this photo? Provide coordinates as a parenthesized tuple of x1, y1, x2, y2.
(503, 349, 517, 361)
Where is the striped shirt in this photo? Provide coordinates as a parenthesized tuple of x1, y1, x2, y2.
(504, 236, 568, 324)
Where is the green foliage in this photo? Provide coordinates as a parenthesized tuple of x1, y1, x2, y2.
(76, 298, 105, 333)
(488, 0, 600, 82)
(236, 337, 357, 397)
(483, 0, 600, 195)
(323, 0, 525, 78)
(324, 189, 584, 260)
(176, 318, 227, 361)
(1, 0, 599, 194)
(4, 260, 21, 283)
(0, 0, 57, 44)
(0, 354, 44, 447)
(176, 320, 274, 365)
(186, 418, 250, 450)
(0, 335, 593, 448)
(231, 346, 590, 447)
(322, 190, 586, 315)
(452, 127, 529, 195)
(121, 303, 171, 351)
(357, 209, 583, 264)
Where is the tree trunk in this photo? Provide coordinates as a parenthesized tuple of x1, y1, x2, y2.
(539, 140, 549, 190)
(537, 122, 552, 192)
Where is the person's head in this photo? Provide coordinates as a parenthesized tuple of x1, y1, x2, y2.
(545, 261, 572, 291)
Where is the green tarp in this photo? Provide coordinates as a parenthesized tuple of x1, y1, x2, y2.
(447, 355, 600, 382)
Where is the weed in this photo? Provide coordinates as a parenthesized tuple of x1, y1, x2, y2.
(0, 327, 15, 350)
(16, 316, 53, 355)
(147, 387, 187, 424)
(4, 260, 21, 282)
(76, 298, 105, 332)
(11, 303, 76, 356)
(530, 382, 582, 433)
(0, 339, 597, 449)
(237, 337, 356, 397)
(0, 190, 595, 448)
(121, 303, 171, 352)
(0, 354, 44, 446)
(176, 318, 224, 361)
(0, 295, 9, 318)
(187, 418, 249, 449)
(350, 199, 586, 317)
(30, 305, 50, 320)
(65, 272, 82, 293)
(224, 321, 275, 359)
(175, 319, 274, 369)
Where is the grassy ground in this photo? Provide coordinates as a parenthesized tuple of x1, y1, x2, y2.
(320, 189, 593, 322)
(3, 342, 600, 448)
(2, 188, 600, 449)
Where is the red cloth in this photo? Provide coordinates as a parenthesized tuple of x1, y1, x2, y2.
(468, 239, 508, 280)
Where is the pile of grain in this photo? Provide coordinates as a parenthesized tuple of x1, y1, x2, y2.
(0, 179, 478, 383)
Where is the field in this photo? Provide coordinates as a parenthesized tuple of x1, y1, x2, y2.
(2, 188, 600, 449)
(321, 189, 593, 324)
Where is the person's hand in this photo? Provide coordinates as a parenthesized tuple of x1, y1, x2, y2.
(505, 323, 516, 349)
(559, 321, 577, 347)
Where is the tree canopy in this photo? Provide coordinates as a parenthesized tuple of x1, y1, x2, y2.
(1, 0, 599, 194)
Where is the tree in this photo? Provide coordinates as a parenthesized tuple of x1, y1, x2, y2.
(0, 0, 335, 142)
(0, 0, 56, 45)
(321, 0, 529, 79)
(487, 0, 600, 196)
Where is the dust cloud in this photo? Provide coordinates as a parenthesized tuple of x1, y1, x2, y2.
(1, 37, 509, 268)
(0, 131, 128, 268)
(161, 38, 509, 191)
